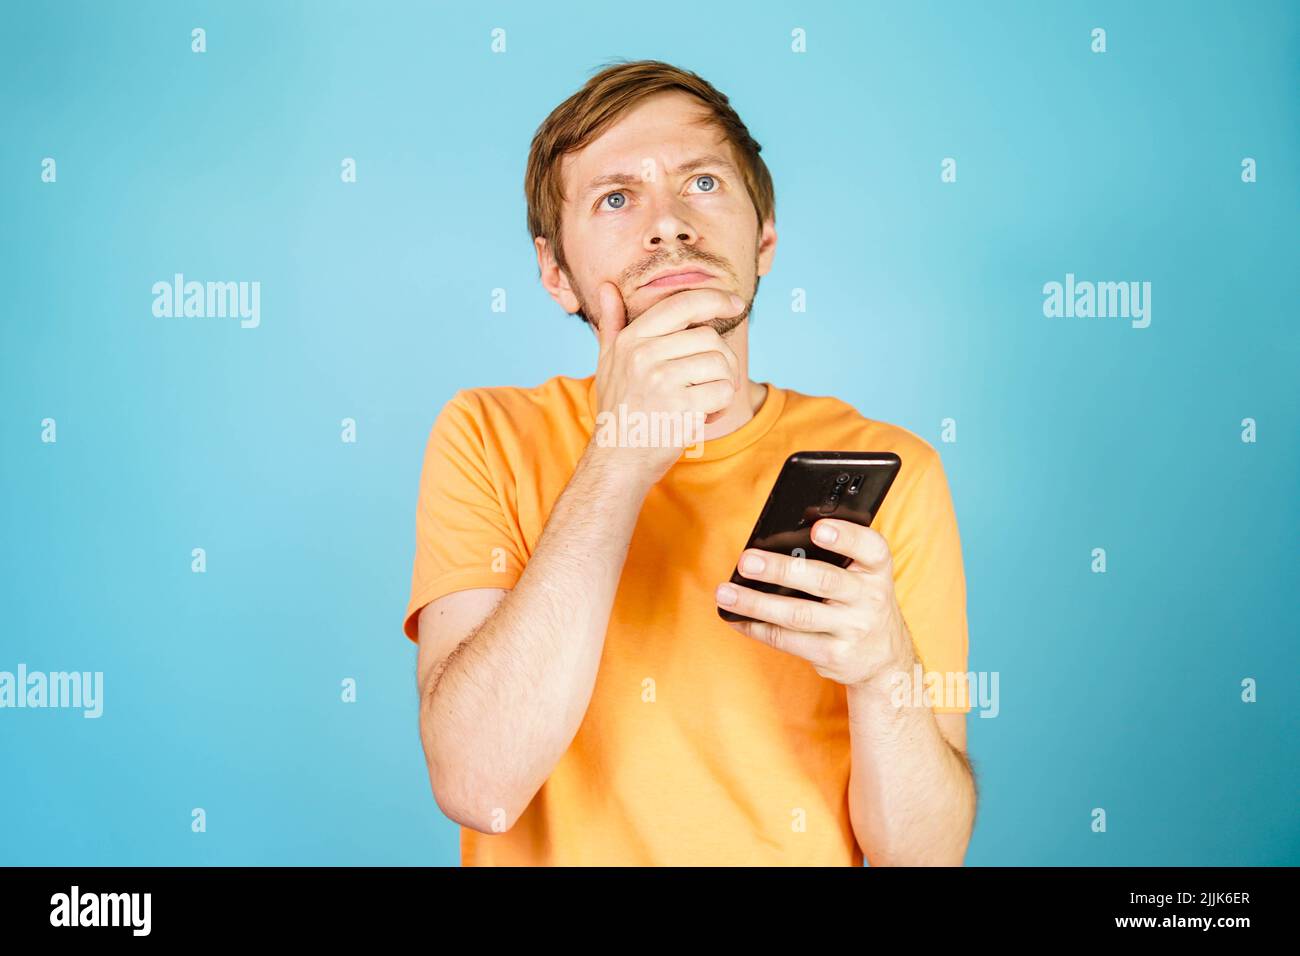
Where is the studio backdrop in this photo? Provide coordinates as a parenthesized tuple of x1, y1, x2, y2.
(1, 0, 1296, 865)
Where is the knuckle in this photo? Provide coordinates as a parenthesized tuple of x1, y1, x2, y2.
(763, 622, 784, 652)
(867, 529, 890, 560)
(787, 601, 816, 630)
(825, 640, 849, 670)
(766, 557, 787, 586)
(850, 575, 869, 604)
(817, 566, 839, 597)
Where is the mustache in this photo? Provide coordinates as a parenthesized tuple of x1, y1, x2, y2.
(626, 253, 730, 288)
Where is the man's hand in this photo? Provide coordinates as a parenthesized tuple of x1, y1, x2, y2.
(714, 517, 917, 690)
(590, 282, 747, 486)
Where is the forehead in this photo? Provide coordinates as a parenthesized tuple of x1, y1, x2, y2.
(559, 91, 732, 202)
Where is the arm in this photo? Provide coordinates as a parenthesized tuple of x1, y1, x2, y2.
(417, 443, 652, 834)
(416, 283, 747, 834)
(844, 647, 977, 865)
(714, 471, 977, 864)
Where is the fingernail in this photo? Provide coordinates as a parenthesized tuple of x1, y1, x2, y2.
(716, 583, 738, 605)
(814, 523, 837, 544)
(739, 554, 764, 574)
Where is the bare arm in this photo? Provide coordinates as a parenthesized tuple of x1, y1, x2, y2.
(416, 284, 747, 833)
(711, 507, 977, 865)
(845, 650, 977, 865)
(416, 443, 653, 832)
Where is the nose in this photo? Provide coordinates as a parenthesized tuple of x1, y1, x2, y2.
(643, 196, 698, 252)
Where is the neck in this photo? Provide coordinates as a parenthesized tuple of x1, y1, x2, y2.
(700, 323, 764, 440)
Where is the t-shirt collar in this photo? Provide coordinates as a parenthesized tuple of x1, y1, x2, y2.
(582, 374, 785, 463)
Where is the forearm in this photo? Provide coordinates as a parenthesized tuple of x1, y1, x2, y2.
(420, 442, 651, 831)
(844, 645, 976, 865)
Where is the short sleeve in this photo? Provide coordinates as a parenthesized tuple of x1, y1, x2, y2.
(402, 391, 526, 643)
(885, 447, 971, 714)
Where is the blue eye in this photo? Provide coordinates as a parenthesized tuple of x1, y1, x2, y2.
(598, 175, 718, 212)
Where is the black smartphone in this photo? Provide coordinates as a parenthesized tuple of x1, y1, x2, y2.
(717, 451, 902, 624)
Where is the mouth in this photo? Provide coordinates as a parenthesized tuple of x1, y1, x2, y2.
(638, 268, 718, 290)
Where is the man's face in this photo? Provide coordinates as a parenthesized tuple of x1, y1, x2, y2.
(537, 90, 776, 336)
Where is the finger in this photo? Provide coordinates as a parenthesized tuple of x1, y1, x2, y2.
(684, 379, 736, 417)
(641, 325, 740, 388)
(734, 549, 863, 604)
(632, 288, 746, 340)
(724, 616, 835, 667)
(661, 351, 734, 389)
(594, 282, 627, 358)
(715, 581, 841, 634)
(811, 518, 893, 575)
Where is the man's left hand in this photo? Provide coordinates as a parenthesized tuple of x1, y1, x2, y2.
(715, 517, 916, 689)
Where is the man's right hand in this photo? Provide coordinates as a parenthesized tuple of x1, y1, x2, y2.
(589, 282, 747, 485)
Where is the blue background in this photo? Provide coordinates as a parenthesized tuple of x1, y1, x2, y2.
(1, 0, 1296, 865)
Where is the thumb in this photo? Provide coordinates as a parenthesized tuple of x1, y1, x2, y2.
(594, 281, 627, 356)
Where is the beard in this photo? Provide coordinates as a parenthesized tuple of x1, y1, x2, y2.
(688, 299, 750, 337)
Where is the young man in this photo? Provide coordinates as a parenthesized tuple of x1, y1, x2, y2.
(404, 60, 976, 866)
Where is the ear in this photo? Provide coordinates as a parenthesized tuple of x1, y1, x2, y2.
(755, 216, 778, 278)
(535, 236, 582, 314)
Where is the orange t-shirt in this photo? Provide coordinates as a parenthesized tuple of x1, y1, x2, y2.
(403, 373, 970, 866)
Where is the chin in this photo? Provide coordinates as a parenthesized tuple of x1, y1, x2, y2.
(711, 311, 748, 337)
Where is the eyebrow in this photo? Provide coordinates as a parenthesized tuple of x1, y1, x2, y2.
(580, 152, 737, 201)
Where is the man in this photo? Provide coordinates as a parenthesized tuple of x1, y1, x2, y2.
(403, 59, 976, 866)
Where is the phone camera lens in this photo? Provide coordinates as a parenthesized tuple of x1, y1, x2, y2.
(835, 473, 849, 484)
